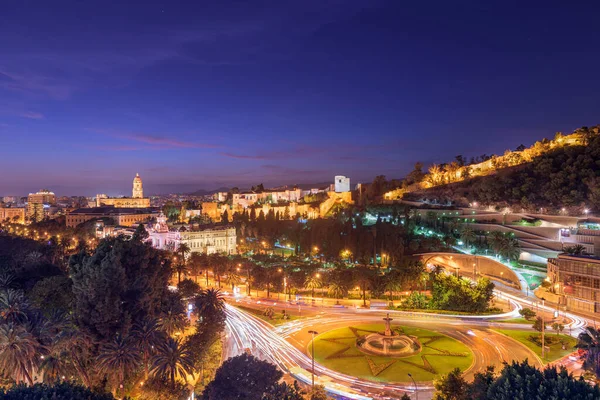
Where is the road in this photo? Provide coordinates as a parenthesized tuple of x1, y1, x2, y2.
(218, 256, 592, 399)
(223, 294, 550, 400)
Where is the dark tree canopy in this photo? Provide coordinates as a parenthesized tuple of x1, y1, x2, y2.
(0, 382, 116, 400)
(202, 354, 283, 400)
(70, 237, 172, 340)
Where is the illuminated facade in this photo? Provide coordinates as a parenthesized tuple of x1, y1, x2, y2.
(66, 207, 160, 228)
(334, 176, 350, 192)
(96, 173, 150, 208)
(28, 189, 56, 205)
(548, 253, 600, 314)
(149, 214, 236, 255)
(0, 207, 25, 223)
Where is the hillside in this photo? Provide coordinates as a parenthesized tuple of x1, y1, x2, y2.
(401, 126, 600, 211)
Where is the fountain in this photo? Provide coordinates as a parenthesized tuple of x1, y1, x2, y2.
(356, 313, 421, 357)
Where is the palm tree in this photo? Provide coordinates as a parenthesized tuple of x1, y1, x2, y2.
(194, 288, 225, 320)
(0, 322, 41, 385)
(224, 269, 242, 291)
(501, 237, 520, 261)
(175, 243, 191, 283)
(178, 242, 190, 261)
(489, 231, 506, 254)
(459, 226, 476, 247)
(0, 289, 29, 323)
(97, 334, 141, 396)
(132, 318, 164, 378)
(211, 254, 226, 288)
(150, 337, 195, 389)
(174, 262, 190, 284)
(564, 244, 586, 255)
(383, 270, 402, 304)
(304, 274, 322, 300)
(327, 282, 346, 305)
(188, 252, 204, 283)
(158, 305, 188, 337)
(353, 266, 375, 307)
(578, 327, 600, 378)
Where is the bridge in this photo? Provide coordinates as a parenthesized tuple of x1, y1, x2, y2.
(417, 252, 525, 291)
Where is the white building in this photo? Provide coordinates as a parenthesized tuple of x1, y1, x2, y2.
(149, 214, 236, 255)
(334, 176, 350, 192)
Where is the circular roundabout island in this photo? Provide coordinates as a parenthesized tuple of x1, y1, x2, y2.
(309, 318, 473, 383)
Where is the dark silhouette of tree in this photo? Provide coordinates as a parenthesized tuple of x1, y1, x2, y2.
(0, 382, 115, 399)
(202, 354, 282, 400)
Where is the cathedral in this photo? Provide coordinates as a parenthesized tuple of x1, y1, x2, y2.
(96, 173, 151, 208)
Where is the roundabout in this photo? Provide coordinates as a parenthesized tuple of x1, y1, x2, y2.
(309, 318, 473, 382)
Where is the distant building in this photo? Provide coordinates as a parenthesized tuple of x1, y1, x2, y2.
(548, 253, 600, 314)
(149, 214, 236, 255)
(0, 207, 25, 224)
(28, 189, 56, 205)
(2, 196, 19, 204)
(66, 206, 160, 228)
(96, 173, 150, 208)
(334, 176, 350, 193)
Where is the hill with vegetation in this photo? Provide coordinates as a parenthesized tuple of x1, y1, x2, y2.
(397, 126, 600, 212)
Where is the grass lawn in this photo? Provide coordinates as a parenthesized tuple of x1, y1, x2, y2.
(493, 318, 531, 324)
(234, 304, 302, 326)
(311, 324, 473, 383)
(494, 329, 577, 364)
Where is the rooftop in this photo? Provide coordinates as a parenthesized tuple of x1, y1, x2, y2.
(69, 207, 160, 215)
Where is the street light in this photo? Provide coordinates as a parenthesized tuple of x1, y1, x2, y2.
(408, 373, 418, 400)
(308, 330, 319, 390)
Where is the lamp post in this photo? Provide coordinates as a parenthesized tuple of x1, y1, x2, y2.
(308, 330, 318, 390)
(408, 373, 418, 400)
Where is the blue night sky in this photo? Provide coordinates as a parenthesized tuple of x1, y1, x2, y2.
(1, 1, 599, 196)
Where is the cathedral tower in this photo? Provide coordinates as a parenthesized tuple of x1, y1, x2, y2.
(132, 173, 143, 198)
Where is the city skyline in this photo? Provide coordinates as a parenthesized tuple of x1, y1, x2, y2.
(2, 1, 600, 195)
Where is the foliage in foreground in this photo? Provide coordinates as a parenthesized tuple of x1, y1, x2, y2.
(433, 360, 600, 400)
(202, 353, 307, 400)
(0, 381, 115, 399)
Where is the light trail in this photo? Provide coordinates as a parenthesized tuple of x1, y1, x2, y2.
(225, 304, 421, 399)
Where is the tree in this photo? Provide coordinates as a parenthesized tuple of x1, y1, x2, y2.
(188, 252, 204, 283)
(158, 291, 188, 336)
(132, 318, 164, 379)
(150, 337, 195, 390)
(327, 282, 346, 305)
(71, 238, 172, 341)
(459, 226, 476, 246)
(0, 382, 116, 399)
(261, 381, 305, 400)
(194, 288, 225, 322)
(518, 307, 536, 320)
(224, 269, 242, 291)
(578, 327, 600, 378)
(178, 278, 201, 298)
(202, 354, 282, 400)
(532, 316, 546, 333)
(383, 270, 402, 304)
(353, 266, 375, 307)
(96, 334, 141, 396)
(309, 384, 329, 400)
(434, 367, 467, 400)
(0, 322, 40, 385)
(304, 274, 322, 300)
(486, 360, 600, 399)
(552, 322, 564, 336)
(132, 224, 149, 242)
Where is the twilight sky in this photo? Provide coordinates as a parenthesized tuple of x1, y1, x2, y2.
(1, 1, 599, 196)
